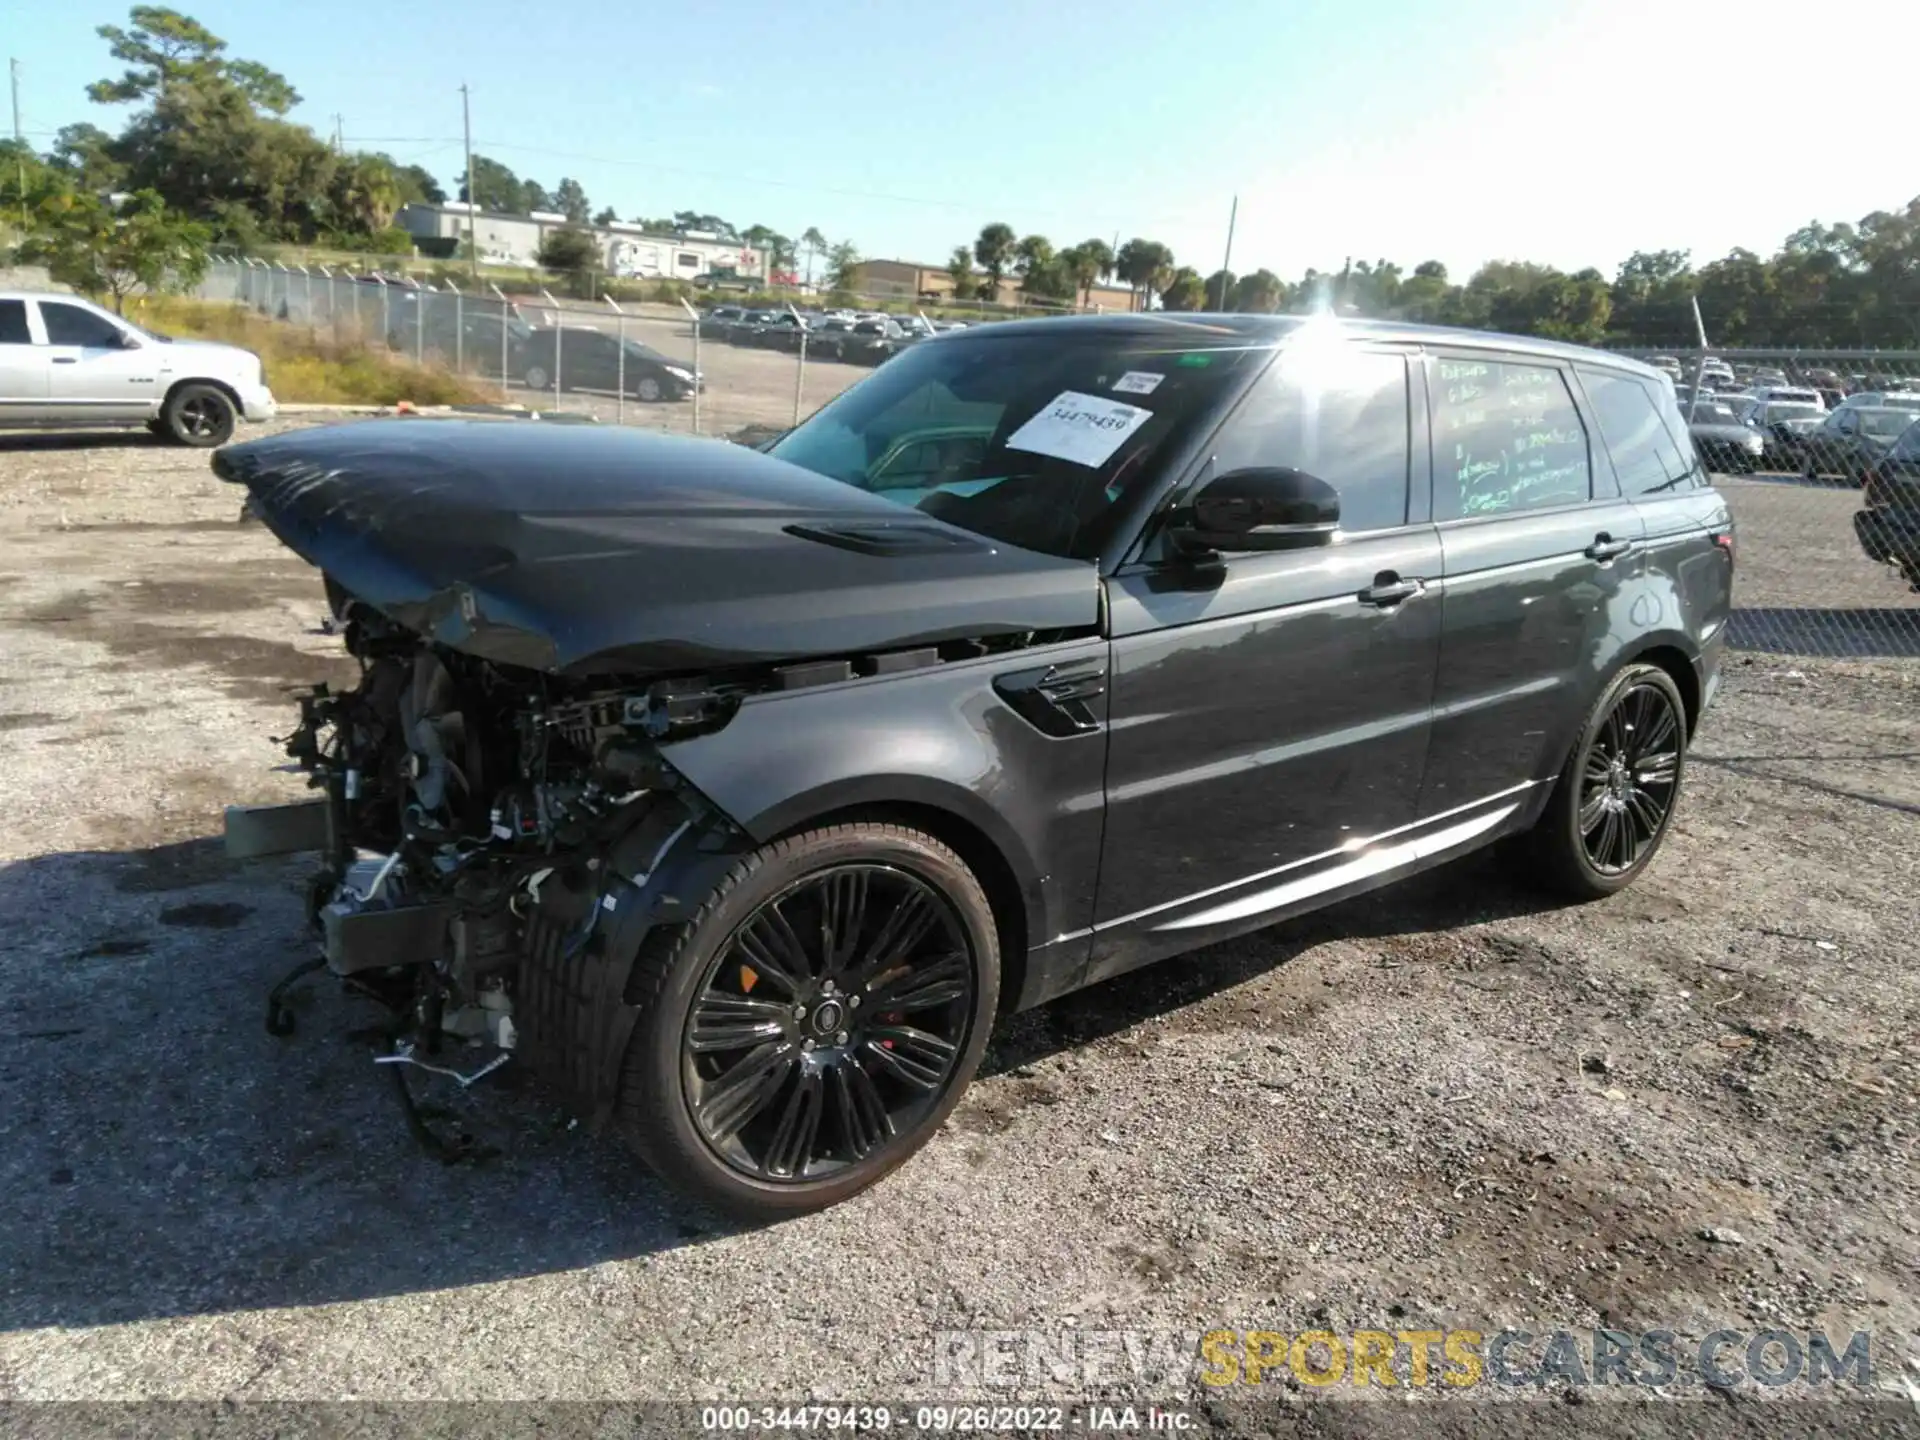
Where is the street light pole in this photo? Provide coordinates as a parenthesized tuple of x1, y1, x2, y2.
(10, 59, 26, 232)
(460, 82, 477, 284)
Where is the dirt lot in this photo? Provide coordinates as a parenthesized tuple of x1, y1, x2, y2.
(0, 419, 1915, 1428)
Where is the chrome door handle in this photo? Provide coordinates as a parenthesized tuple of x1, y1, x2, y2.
(1358, 575, 1424, 607)
(1586, 534, 1635, 562)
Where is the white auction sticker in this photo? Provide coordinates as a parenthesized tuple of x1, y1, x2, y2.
(1112, 370, 1164, 395)
(1004, 391, 1154, 468)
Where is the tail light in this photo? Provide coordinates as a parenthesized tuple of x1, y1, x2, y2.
(1712, 530, 1735, 568)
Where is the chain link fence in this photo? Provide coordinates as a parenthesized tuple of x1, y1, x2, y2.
(1602, 344, 1920, 660)
(196, 259, 1920, 662)
(198, 256, 961, 443)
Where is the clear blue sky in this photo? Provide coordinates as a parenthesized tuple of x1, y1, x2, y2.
(9, 0, 1919, 281)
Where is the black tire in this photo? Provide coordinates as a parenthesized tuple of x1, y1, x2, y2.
(1518, 663, 1688, 901)
(161, 383, 237, 448)
(614, 822, 1000, 1220)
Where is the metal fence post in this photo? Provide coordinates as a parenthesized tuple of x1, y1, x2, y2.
(446, 279, 463, 377)
(606, 293, 627, 426)
(541, 287, 562, 410)
(679, 295, 702, 436)
(789, 301, 807, 427)
(416, 280, 428, 366)
(319, 266, 334, 338)
(301, 266, 314, 332)
(489, 283, 510, 403)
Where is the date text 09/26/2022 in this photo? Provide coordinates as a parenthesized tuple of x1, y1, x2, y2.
(699, 1404, 1193, 1432)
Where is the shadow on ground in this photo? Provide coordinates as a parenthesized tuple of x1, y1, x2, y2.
(0, 430, 166, 453)
(0, 836, 1561, 1333)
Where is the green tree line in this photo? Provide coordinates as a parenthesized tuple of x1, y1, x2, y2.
(956, 203, 1920, 350)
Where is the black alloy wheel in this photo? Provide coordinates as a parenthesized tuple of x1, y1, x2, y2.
(1517, 663, 1688, 899)
(684, 865, 973, 1183)
(1576, 679, 1682, 876)
(615, 822, 999, 1219)
(162, 383, 237, 447)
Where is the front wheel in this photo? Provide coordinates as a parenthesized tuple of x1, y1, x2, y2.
(161, 383, 237, 447)
(615, 822, 1000, 1220)
(523, 364, 551, 392)
(635, 374, 663, 402)
(1518, 663, 1688, 900)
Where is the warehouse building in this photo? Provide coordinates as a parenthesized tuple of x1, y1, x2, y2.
(395, 204, 764, 279)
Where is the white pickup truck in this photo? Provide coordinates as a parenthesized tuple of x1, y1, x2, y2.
(0, 291, 276, 447)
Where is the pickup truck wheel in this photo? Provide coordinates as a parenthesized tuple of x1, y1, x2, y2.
(615, 822, 999, 1220)
(523, 364, 550, 392)
(1518, 663, 1688, 900)
(162, 384, 237, 447)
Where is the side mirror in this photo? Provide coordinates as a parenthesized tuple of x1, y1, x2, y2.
(119, 331, 143, 350)
(1168, 467, 1341, 554)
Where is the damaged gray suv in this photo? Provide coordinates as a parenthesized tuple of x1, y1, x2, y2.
(219, 314, 1733, 1218)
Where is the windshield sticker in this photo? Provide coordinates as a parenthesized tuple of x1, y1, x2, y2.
(1004, 391, 1154, 468)
(1112, 371, 1164, 396)
(1176, 352, 1213, 367)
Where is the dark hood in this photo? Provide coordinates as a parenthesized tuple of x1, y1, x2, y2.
(214, 419, 1099, 676)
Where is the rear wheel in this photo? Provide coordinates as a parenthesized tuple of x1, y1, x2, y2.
(161, 383, 237, 447)
(523, 363, 551, 392)
(1518, 663, 1688, 900)
(614, 822, 1000, 1220)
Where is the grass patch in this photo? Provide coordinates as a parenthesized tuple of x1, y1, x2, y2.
(125, 297, 492, 407)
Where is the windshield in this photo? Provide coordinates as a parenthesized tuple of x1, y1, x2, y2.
(766, 329, 1261, 559)
(1860, 409, 1913, 438)
(1691, 404, 1740, 424)
(1764, 404, 1822, 423)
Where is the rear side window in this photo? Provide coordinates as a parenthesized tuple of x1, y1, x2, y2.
(1579, 368, 1695, 496)
(1431, 357, 1591, 520)
(1210, 347, 1412, 533)
(0, 300, 28, 344)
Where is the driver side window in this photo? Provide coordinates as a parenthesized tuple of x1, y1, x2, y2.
(1208, 348, 1412, 532)
(39, 301, 125, 349)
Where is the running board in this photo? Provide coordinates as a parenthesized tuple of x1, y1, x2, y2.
(1154, 803, 1519, 932)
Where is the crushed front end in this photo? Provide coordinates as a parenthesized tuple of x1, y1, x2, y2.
(229, 586, 745, 1158)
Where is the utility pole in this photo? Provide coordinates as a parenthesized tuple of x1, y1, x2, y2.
(460, 83, 476, 282)
(1220, 195, 1237, 310)
(10, 59, 25, 232)
(329, 114, 343, 154)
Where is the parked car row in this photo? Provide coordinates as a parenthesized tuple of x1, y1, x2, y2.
(386, 298, 702, 402)
(695, 305, 965, 368)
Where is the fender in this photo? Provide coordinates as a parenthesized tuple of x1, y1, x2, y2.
(657, 638, 1113, 967)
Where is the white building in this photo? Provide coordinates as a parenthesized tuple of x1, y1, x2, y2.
(396, 204, 764, 279)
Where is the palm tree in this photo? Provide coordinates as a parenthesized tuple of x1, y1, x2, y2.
(1115, 239, 1175, 311)
(1061, 245, 1109, 308)
(1075, 238, 1115, 297)
(1014, 234, 1054, 276)
(974, 222, 1016, 303)
(800, 226, 827, 288)
(331, 154, 401, 236)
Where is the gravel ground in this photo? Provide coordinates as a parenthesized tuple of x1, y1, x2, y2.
(0, 421, 1915, 1432)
